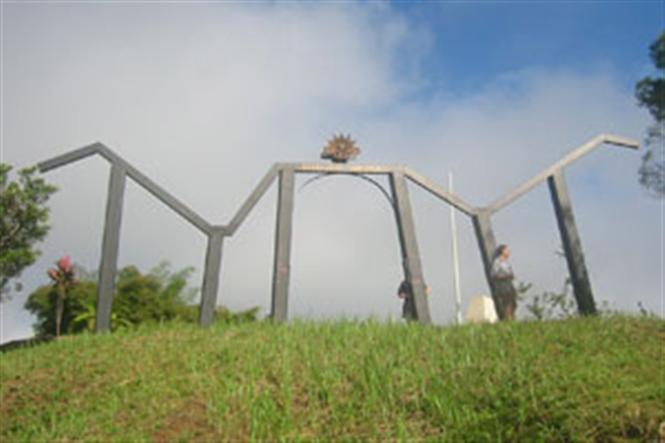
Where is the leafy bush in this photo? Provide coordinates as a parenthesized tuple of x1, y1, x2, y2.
(517, 278, 653, 321)
(518, 278, 578, 320)
(24, 261, 257, 336)
(516, 250, 579, 321)
(24, 280, 98, 336)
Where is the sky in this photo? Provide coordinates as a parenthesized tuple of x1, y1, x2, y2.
(1, 0, 662, 343)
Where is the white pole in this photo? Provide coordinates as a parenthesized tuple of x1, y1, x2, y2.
(449, 172, 463, 325)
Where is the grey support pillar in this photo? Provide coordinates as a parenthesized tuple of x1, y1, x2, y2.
(548, 171, 596, 315)
(271, 168, 296, 322)
(472, 209, 501, 319)
(199, 228, 225, 326)
(96, 163, 127, 332)
(389, 171, 431, 324)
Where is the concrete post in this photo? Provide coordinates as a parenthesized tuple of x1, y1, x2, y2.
(199, 229, 225, 326)
(96, 163, 126, 332)
(548, 171, 596, 315)
(472, 209, 502, 319)
(389, 171, 431, 324)
(271, 168, 296, 321)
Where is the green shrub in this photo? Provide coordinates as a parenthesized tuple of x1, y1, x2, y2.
(24, 280, 97, 336)
(24, 261, 256, 336)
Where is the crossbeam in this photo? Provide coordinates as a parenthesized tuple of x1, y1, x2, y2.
(290, 163, 399, 175)
(487, 134, 638, 213)
(38, 143, 213, 235)
(226, 165, 279, 235)
(404, 167, 476, 216)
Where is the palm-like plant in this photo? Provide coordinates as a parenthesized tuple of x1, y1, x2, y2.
(47, 256, 76, 337)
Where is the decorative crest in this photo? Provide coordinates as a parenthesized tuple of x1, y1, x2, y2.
(321, 134, 360, 163)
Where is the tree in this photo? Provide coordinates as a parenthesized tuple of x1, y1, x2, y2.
(0, 164, 57, 300)
(635, 32, 665, 197)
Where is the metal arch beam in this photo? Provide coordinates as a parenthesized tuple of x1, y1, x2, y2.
(288, 162, 478, 216)
(403, 167, 476, 216)
(227, 163, 397, 238)
(487, 134, 639, 214)
(355, 174, 395, 207)
(298, 172, 395, 208)
(298, 173, 332, 191)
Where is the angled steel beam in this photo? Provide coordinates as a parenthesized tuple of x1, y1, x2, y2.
(271, 168, 296, 322)
(96, 163, 127, 332)
(226, 165, 279, 235)
(39, 143, 213, 235)
(404, 167, 476, 216)
(199, 227, 226, 326)
(487, 134, 639, 213)
(471, 209, 502, 320)
(389, 171, 431, 324)
(119, 159, 212, 235)
(548, 171, 596, 315)
(37, 142, 105, 172)
(94, 145, 212, 234)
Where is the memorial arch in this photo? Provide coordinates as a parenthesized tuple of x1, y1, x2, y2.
(37, 134, 637, 330)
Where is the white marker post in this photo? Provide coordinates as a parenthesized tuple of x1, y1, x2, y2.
(449, 173, 463, 325)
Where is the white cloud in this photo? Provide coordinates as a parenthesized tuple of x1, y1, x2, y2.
(1, 3, 659, 342)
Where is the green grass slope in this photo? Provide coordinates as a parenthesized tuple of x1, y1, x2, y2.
(1, 316, 663, 441)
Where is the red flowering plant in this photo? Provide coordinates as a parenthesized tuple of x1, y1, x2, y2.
(47, 255, 77, 337)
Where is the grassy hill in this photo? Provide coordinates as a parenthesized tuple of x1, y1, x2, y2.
(1, 316, 663, 441)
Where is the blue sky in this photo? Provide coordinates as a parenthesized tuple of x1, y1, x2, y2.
(393, 1, 662, 96)
(1, 1, 662, 342)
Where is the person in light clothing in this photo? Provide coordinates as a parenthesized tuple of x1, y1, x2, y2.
(491, 244, 518, 320)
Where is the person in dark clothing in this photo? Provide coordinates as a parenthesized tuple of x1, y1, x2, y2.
(397, 280, 430, 321)
(491, 244, 518, 320)
(398, 280, 416, 321)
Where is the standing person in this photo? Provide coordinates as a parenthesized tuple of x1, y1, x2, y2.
(397, 280, 430, 321)
(491, 244, 518, 320)
(397, 280, 416, 321)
